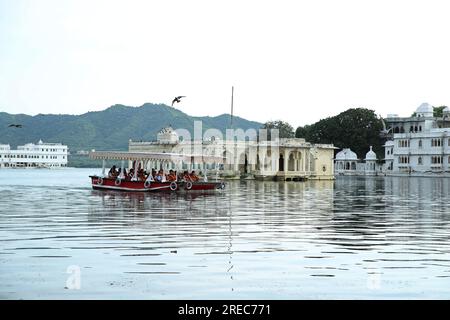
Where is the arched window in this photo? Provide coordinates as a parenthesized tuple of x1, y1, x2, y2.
(419, 140, 422, 148)
(418, 157, 422, 165)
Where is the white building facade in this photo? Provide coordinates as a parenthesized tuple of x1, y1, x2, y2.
(384, 103, 450, 175)
(0, 140, 68, 168)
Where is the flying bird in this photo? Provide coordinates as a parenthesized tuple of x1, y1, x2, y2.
(379, 118, 392, 137)
(8, 124, 23, 128)
(172, 96, 186, 106)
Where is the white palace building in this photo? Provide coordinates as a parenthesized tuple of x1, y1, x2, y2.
(128, 126, 336, 180)
(0, 140, 68, 168)
(383, 102, 450, 175)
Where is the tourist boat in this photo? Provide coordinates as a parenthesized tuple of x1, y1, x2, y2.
(88, 151, 225, 192)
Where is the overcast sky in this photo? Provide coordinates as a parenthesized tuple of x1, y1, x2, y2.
(1, 0, 450, 128)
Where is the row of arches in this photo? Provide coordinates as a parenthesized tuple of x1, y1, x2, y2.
(336, 161, 377, 172)
(390, 125, 423, 133)
(255, 150, 307, 172)
(336, 161, 357, 171)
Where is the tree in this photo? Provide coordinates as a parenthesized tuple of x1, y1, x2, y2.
(295, 125, 310, 138)
(261, 120, 295, 140)
(433, 106, 447, 117)
(295, 108, 385, 159)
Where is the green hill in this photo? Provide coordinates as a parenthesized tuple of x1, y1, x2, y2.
(0, 103, 262, 151)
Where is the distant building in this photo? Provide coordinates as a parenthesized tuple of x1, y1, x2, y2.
(129, 126, 336, 180)
(334, 146, 381, 176)
(383, 102, 450, 175)
(0, 140, 68, 168)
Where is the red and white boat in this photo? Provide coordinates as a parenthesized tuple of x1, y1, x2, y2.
(89, 151, 225, 192)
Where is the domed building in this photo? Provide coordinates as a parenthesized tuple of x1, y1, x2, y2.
(335, 147, 382, 176)
(383, 102, 450, 176)
(415, 102, 434, 118)
(364, 146, 377, 175)
(443, 106, 450, 119)
(335, 148, 358, 174)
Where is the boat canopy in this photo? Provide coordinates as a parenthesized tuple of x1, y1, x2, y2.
(89, 151, 224, 163)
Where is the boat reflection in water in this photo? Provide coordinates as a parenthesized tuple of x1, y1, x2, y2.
(89, 189, 223, 217)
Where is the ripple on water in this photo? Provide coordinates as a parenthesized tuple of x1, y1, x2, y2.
(1, 170, 450, 298)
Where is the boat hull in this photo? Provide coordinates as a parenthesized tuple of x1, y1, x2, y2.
(89, 176, 224, 192)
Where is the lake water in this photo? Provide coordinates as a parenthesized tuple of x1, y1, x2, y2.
(1, 168, 450, 299)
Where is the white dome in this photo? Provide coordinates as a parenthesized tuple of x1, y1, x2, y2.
(416, 102, 434, 116)
(443, 106, 450, 113)
(365, 146, 377, 161)
(336, 148, 358, 160)
(383, 140, 394, 147)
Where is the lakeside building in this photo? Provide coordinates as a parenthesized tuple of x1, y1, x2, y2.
(0, 140, 68, 168)
(334, 146, 381, 176)
(128, 126, 336, 180)
(383, 102, 450, 176)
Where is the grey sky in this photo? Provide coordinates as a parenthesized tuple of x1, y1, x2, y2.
(1, 0, 450, 128)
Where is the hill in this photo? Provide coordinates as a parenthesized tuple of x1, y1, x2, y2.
(0, 103, 263, 151)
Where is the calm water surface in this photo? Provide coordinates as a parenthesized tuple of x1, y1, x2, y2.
(1, 168, 450, 299)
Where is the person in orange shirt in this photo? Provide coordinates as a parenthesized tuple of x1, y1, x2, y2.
(166, 170, 176, 182)
(189, 170, 199, 182)
(182, 171, 191, 181)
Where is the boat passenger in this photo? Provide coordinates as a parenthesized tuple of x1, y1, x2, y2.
(138, 169, 146, 181)
(128, 168, 134, 180)
(183, 170, 191, 181)
(167, 170, 176, 182)
(189, 170, 199, 182)
(155, 170, 163, 182)
(108, 165, 117, 178)
(123, 168, 128, 179)
(145, 171, 154, 182)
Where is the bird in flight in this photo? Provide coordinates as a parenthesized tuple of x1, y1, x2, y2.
(8, 124, 23, 128)
(172, 96, 186, 106)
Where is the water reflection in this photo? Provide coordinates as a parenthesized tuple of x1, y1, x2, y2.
(1, 169, 450, 299)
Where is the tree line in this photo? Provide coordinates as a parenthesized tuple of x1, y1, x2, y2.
(262, 108, 385, 160)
